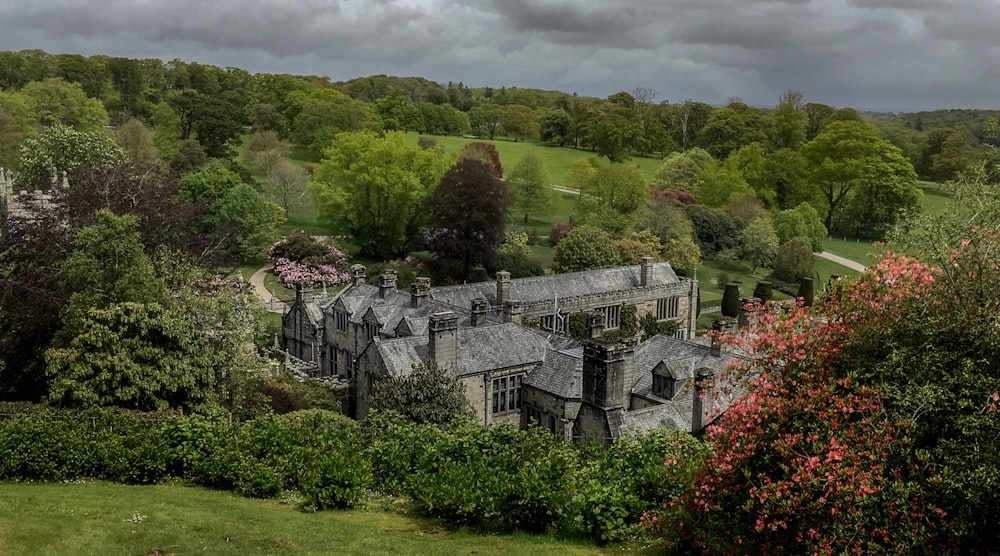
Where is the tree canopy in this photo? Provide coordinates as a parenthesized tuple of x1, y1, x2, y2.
(310, 131, 446, 259)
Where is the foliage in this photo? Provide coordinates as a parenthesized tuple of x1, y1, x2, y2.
(685, 204, 740, 257)
(16, 123, 126, 189)
(310, 131, 446, 258)
(497, 230, 531, 256)
(425, 158, 513, 279)
(615, 230, 662, 265)
(22, 77, 109, 130)
(771, 237, 816, 283)
(577, 162, 650, 235)
(652, 151, 702, 192)
(651, 244, 1000, 553)
(639, 313, 680, 339)
(457, 141, 504, 178)
(288, 88, 377, 157)
(508, 148, 552, 223)
(491, 252, 545, 278)
(739, 216, 779, 273)
(371, 360, 473, 426)
(268, 231, 349, 287)
(773, 202, 827, 252)
(552, 225, 620, 273)
(115, 118, 158, 162)
(548, 221, 575, 247)
(661, 236, 702, 276)
(45, 302, 214, 411)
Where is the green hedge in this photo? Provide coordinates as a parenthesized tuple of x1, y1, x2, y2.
(1, 406, 706, 544)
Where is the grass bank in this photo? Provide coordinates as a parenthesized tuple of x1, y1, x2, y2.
(0, 482, 650, 556)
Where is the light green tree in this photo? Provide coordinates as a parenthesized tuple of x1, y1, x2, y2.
(661, 236, 702, 275)
(310, 131, 447, 258)
(289, 88, 377, 157)
(552, 225, 621, 273)
(802, 120, 919, 234)
(772, 237, 815, 283)
(578, 162, 650, 235)
(507, 149, 552, 223)
(652, 151, 702, 192)
(16, 124, 126, 189)
(773, 203, 826, 251)
(22, 77, 109, 131)
(739, 216, 779, 273)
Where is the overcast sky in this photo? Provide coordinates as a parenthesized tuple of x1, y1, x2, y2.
(1, 0, 998, 111)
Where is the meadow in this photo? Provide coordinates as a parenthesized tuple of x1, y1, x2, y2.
(0, 482, 642, 556)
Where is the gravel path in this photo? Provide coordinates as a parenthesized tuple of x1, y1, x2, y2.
(248, 263, 288, 314)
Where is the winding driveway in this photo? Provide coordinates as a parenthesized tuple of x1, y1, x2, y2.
(248, 263, 288, 314)
(815, 251, 867, 273)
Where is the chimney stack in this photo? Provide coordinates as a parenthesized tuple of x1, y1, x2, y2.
(640, 257, 654, 287)
(692, 367, 715, 433)
(350, 265, 367, 288)
(471, 297, 488, 326)
(410, 277, 431, 307)
(496, 271, 511, 307)
(502, 299, 522, 324)
(582, 341, 625, 409)
(379, 269, 397, 298)
(295, 283, 313, 305)
(428, 312, 458, 373)
(586, 311, 605, 340)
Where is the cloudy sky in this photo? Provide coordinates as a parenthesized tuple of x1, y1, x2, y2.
(1, 0, 998, 111)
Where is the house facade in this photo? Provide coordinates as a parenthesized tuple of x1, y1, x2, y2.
(282, 257, 700, 421)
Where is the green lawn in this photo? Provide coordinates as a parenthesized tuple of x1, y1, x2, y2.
(403, 133, 665, 186)
(918, 181, 954, 216)
(0, 482, 650, 556)
(821, 237, 886, 265)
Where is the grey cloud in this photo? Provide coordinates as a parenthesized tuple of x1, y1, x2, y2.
(0, 0, 999, 109)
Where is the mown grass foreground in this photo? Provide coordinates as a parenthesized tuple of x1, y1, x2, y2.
(0, 482, 649, 556)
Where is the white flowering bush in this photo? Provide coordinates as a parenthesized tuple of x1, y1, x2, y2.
(268, 231, 349, 288)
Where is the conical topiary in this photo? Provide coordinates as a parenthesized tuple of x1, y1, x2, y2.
(721, 282, 741, 317)
(798, 277, 815, 307)
(753, 281, 773, 303)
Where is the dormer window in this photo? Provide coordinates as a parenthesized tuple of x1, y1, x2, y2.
(652, 361, 685, 399)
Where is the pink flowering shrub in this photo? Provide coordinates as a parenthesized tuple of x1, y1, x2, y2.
(648, 252, 961, 554)
(268, 230, 349, 288)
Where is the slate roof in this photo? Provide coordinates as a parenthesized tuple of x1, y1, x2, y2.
(523, 334, 750, 438)
(333, 283, 475, 334)
(375, 322, 553, 378)
(431, 261, 681, 309)
(524, 349, 583, 400)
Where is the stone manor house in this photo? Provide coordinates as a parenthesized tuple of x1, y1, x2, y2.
(283, 258, 745, 441)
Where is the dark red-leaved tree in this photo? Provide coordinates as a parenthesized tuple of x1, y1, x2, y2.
(425, 158, 512, 280)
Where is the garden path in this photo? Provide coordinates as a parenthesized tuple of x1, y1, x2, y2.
(815, 251, 867, 273)
(249, 263, 288, 314)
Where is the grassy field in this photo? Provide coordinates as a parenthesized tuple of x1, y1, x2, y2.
(403, 133, 665, 186)
(821, 237, 886, 264)
(0, 482, 651, 556)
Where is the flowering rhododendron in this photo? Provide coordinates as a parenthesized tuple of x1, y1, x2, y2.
(647, 251, 963, 554)
(268, 231, 349, 288)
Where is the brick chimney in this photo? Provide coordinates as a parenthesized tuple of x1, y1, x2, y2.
(350, 264, 367, 288)
(471, 297, 488, 326)
(379, 269, 397, 298)
(691, 367, 715, 433)
(640, 256, 654, 287)
(428, 312, 458, 373)
(410, 277, 430, 308)
(496, 270, 511, 306)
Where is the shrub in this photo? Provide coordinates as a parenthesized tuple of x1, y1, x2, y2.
(491, 252, 544, 278)
(772, 236, 815, 283)
(548, 221, 574, 247)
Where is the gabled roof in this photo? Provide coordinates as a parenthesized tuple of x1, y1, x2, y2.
(631, 337, 740, 400)
(375, 322, 554, 378)
(524, 349, 583, 400)
(431, 261, 682, 309)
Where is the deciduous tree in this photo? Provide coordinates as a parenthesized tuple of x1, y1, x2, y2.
(310, 131, 446, 258)
(552, 225, 620, 273)
(507, 149, 551, 223)
(371, 360, 473, 425)
(425, 158, 513, 278)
